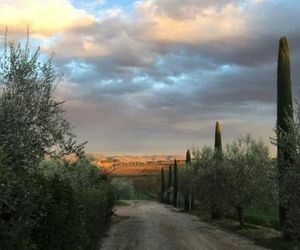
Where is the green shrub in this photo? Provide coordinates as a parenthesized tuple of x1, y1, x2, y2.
(244, 207, 279, 229)
(0, 157, 115, 250)
(111, 178, 134, 200)
(78, 183, 114, 249)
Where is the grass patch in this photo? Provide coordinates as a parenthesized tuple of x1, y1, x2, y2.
(187, 210, 300, 250)
(244, 207, 280, 229)
(115, 200, 130, 206)
(131, 190, 157, 200)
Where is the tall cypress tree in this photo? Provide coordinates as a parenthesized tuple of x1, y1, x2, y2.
(173, 159, 178, 207)
(277, 37, 294, 239)
(211, 121, 223, 220)
(161, 167, 165, 202)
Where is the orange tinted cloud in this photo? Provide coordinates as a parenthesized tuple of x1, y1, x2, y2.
(0, 0, 94, 36)
(136, 1, 245, 44)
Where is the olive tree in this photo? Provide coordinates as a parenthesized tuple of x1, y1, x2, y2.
(225, 135, 276, 227)
(274, 99, 300, 240)
(193, 146, 228, 214)
(0, 39, 86, 168)
(179, 162, 195, 210)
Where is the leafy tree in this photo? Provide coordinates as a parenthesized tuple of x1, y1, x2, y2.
(111, 178, 134, 200)
(180, 162, 195, 210)
(275, 99, 300, 240)
(0, 38, 86, 168)
(225, 135, 275, 227)
(0, 35, 114, 250)
(193, 146, 218, 211)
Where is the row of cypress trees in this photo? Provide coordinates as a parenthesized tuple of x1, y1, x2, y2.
(159, 36, 300, 241)
(160, 159, 178, 206)
(160, 120, 223, 212)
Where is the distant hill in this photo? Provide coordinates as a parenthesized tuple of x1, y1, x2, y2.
(87, 153, 185, 176)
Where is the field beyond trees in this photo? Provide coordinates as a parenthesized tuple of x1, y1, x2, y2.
(89, 154, 185, 175)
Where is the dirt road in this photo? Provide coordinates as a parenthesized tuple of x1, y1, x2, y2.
(100, 200, 266, 250)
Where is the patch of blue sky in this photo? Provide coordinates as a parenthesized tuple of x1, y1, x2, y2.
(65, 60, 94, 78)
(153, 82, 167, 90)
(71, 0, 136, 16)
(100, 78, 123, 86)
(100, 0, 136, 9)
(132, 75, 148, 84)
(218, 64, 233, 73)
(214, 64, 242, 78)
(167, 74, 187, 84)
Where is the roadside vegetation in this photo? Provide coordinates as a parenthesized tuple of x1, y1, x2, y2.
(111, 176, 159, 200)
(160, 37, 300, 249)
(0, 37, 114, 249)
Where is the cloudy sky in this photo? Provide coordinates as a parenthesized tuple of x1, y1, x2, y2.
(1, 0, 300, 155)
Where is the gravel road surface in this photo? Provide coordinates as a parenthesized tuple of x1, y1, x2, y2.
(100, 200, 266, 250)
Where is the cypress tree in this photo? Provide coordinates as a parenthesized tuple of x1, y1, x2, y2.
(277, 37, 294, 239)
(186, 149, 191, 165)
(214, 121, 222, 153)
(173, 159, 178, 207)
(161, 167, 165, 202)
(211, 121, 223, 220)
(185, 149, 193, 210)
(168, 165, 173, 204)
(168, 165, 172, 188)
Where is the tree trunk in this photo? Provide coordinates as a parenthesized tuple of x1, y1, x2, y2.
(161, 168, 165, 203)
(184, 195, 189, 210)
(236, 206, 245, 227)
(191, 193, 194, 210)
(211, 204, 222, 220)
(173, 160, 178, 207)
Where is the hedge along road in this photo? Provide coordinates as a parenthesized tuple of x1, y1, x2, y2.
(99, 200, 266, 250)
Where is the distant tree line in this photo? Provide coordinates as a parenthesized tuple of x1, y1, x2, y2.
(160, 37, 300, 242)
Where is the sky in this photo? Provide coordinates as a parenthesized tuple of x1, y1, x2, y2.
(0, 0, 299, 155)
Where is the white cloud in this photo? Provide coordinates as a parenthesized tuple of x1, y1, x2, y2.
(135, 1, 245, 44)
(0, 0, 94, 36)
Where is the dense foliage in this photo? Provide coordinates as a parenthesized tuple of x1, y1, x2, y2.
(225, 135, 276, 226)
(111, 177, 134, 200)
(164, 135, 276, 228)
(0, 158, 114, 250)
(0, 38, 114, 249)
(275, 100, 300, 241)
